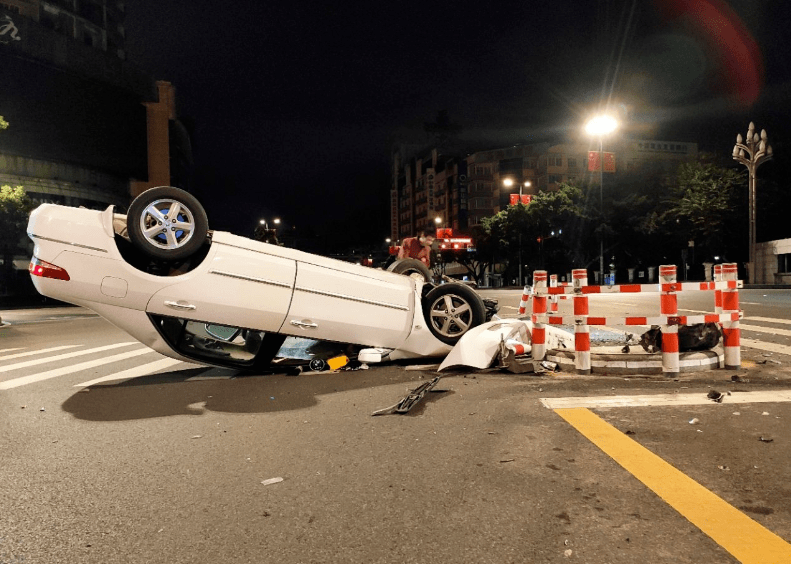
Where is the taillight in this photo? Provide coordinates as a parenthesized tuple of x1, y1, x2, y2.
(29, 257, 70, 281)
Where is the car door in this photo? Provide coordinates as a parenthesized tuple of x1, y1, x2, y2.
(282, 259, 414, 348)
(146, 242, 296, 332)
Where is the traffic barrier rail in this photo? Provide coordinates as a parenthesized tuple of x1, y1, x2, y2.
(526, 264, 742, 376)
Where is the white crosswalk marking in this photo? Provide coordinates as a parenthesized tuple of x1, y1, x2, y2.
(542, 389, 791, 409)
(0, 347, 23, 354)
(0, 342, 137, 374)
(747, 316, 791, 325)
(0, 345, 80, 362)
(75, 357, 187, 388)
(0, 348, 153, 390)
(740, 323, 791, 337)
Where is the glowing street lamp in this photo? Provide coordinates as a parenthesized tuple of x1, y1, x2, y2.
(502, 178, 532, 286)
(585, 114, 618, 284)
(733, 122, 772, 284)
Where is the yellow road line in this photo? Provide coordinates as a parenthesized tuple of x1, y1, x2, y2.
(555, 407, 791, 564)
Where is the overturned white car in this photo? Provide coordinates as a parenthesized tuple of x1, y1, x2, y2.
(27, 187, 496, 370)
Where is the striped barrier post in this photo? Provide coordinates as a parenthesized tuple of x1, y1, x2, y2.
(722, 263, 741, 369)
(659, 265, 680, 377)
(550, 274, 559, 312)
(714, 264, 723, 314)
(518, 284, 532, 316)
(572, 268, 591, 374)
(532, 270, 548, 360)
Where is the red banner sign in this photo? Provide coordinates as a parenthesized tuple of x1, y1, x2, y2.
(588, 151, 616, 172)
(509, 194, 532, 206)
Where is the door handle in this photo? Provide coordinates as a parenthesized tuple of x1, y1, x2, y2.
(290, 319, 318, 329)
(164, 300, 197, 311)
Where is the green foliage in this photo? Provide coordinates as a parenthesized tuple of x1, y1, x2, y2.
(0, 185, 34, 250)
(661, 161, 743, 258)
(0, 115, 8, 130)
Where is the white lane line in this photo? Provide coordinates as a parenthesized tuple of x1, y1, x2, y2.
(0, 347, 24, 354)
(745, 316, 791, 325)
(0, 345, 80, 362)
(741, 338, 791, 356)
(0, 342, 137, 374)
(541, 389, 791, 409)
(740, 323, 791, 337)
(75, 357, 186, 387)
(0, 348, 153, 390)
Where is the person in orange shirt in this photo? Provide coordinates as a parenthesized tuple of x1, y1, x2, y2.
(397, 228, 436, 267)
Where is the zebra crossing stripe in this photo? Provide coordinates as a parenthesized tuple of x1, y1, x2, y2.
(0, 348, 153, 390)
(0, 345, 80, 362)
(0, 342, 138, 374)
(75, 357, 186, 387)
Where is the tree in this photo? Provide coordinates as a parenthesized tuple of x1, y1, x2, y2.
(660, 161, 744, 262)
(0, 116, 8, 130)
(0, 185, 34, 293)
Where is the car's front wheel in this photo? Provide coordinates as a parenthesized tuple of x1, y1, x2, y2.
(127, 186, 209, 261)
(423, 283, 486, 345)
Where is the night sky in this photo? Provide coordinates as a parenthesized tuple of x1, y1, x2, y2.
(124, 0, 791, 251)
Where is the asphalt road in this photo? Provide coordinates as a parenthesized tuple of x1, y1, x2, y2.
(2, 290, 791, 563)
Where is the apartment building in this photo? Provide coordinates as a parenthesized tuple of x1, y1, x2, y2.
(390, 139, 699, 242)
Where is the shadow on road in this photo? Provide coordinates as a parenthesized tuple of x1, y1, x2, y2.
(61, 363, 449, 422)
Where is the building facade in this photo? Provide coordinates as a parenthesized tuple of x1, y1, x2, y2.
(390, 139, 699, 243)
(0, 0, 189, 209)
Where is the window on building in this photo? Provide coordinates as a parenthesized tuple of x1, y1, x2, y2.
(567, 157, 577, 168)
(778, 254, 791, 273)
(549, 174, 563, 184)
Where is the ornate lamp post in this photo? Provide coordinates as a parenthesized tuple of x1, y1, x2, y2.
(733, 122, 772, 284)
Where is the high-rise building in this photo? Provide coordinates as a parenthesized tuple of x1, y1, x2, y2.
(0, 0, 190, 209)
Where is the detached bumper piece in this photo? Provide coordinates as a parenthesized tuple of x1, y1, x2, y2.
(372, 376, 443, 416)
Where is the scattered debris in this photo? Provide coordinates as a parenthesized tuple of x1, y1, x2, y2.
(707, 390, 730, 403)
(39, 407, 45, 412)
(564, 549, 573, 557)
(372, 376, 443, 416)
(499, 458, 515, 463)
(625, 430, 636, 435)
(758, 436, 774, 443)
(762, 412, 770, 416)
(191, 435, 202, 439)
(340, 361, 368, 371)
(718, 465, 730, 471)
(638, 323, 722, 353)
(689, 418, 700, 425)
(731, 375, 743, 382)
(405, 364, 441, 371)
(261, 477, 284, 486)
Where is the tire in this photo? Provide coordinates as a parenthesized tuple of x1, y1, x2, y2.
(422, 283, 487, 345)
(387, 258, 432, 282)
(127, 186, 209, 261)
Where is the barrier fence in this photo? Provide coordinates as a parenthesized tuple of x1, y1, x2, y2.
(519, 264, 742, 376)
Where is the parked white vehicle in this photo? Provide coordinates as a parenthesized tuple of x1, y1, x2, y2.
(27, 187, 491, 370)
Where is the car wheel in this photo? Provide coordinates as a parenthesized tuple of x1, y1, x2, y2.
(423, 283, 486, 345)
(127, 186, 209, 261)
(387, 258, 432, 282)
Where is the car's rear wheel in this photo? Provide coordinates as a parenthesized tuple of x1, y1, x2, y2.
(387, 258, 432, 282)
(127, 186, 209, 261)
(423, 283, 486, 344)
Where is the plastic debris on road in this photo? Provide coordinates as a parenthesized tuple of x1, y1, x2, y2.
(261, 477, 284, 486)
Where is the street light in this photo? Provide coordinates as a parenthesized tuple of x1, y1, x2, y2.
(733, 122, 772, 284)
(502, 178, 532, 286)
(585, 114, 618, 284)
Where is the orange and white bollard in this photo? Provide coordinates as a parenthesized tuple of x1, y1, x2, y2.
(722, 263, 741, 369)
(518, 285, 532, 316)
(714, 264, 723, 314)
(572, 268, 591, 374)
(550, 274, 559, 313)
(532, 270, 548, 360)
(659, 264, 679, 377)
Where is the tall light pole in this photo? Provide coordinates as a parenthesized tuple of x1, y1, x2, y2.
(503, 178, 531, 286)
(733, 122, 772, 284)
(585, 115, 618, 284)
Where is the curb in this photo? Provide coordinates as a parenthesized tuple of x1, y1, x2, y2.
(547, 345, 725, 375)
